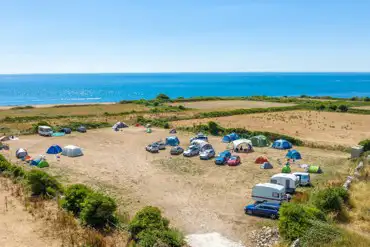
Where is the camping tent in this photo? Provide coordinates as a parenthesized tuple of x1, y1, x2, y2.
(222, 133, 240, 143)
(228, 139, 253, 153)
(250, 135, 269, 147)
(272, 139, 292, 150)
(166, 136, 180, 146)
(77, 126, 87, 133)
(260, 162, 273, 169)
(286, 150, 302, 160)
(307, 165, 322, 174)
(0, 136, 10, 142)
(282, 165, 291, 173)
(146, 128, 152, 133)
(255, 156, 269, 164)
(112, 122, 128, 130)
(16, 148, 27, 159)
(62, 145, 83, 157)
(60, 128, 72, 134)
(169, 129, 177, 134)
(46, 145, 62, 154)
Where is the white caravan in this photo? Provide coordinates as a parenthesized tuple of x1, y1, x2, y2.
(293, 172, 311, 186)
(251, 183, 286, 204)
(270, 173, 299, 193)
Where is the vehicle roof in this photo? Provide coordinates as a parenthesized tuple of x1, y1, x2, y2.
(256, 202, 280, 207)
(271, 173, 298, 180)
(254, 183, 285, 190)
(293, 172, 309, 175)
(39, 126, 51, 128)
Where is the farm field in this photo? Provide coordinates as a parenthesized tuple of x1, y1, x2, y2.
(173, 110, 370, 146)
(352, 105, 370, 110)
(170, 100, 296, 110)
(1, 127, 349, 244)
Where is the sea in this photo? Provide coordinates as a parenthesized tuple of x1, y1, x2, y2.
(0, 73, 369, 106)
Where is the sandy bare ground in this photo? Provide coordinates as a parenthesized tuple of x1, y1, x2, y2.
(0, 180, 60, 247)
(170, 100, 295, 110)
(2, 128, 348, 244)
(173, 110, 370, 146)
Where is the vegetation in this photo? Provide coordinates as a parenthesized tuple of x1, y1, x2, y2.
(27, 169, 63, 197)
(10, 105, 35, 110)
(359, 139, 370, 152)
(128, 206, 185, 247)
(311, 187, 349, 214)
(61, 184, 94, 215)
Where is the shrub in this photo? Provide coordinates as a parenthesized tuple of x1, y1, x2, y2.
(278, 203, 326, 241)
(80, 192, 117, 228)
(163, 122, 170, 129)
(359, 139, 370, 152)
(328, 104, 338, 111)
(338, 104, 348, 112)
(156, 94, 170, 101)
(0, 155, 12, 172)
(10, 166, 26, 178)
(208, 121, 222, 135)
(300, 220, 341, 247)
(27, 169, 63, 197)
(62, 184, 93, 215)
(312, 187, 349, 213)
(178, 105, 185, 110)
(129, 206, 184, 246)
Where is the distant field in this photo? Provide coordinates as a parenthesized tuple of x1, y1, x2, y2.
(173, 110, 370, 146)
(0, 103, 147, 118)
(169, 100, 296, 110)
(352, 105, 370, 110)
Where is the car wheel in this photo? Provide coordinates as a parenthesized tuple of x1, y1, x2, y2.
(246, 210, 253, 215)
(270, 214, 276, 219)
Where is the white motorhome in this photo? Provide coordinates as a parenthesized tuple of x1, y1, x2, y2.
(38, 126, 53, 137)
(251, 183, 286, 204)
(293, 172, 311, 186)
(190, 140, 213, 152)
(270, 173, 299, 193)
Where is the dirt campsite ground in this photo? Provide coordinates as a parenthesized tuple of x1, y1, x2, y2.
(1, 127, 349, 244)
(169, 100, 296, 111)
(0, 180, 61, 247)
(173, 110, 370, 146)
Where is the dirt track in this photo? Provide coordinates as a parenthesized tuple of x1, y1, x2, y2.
(2, 128, 348, 244)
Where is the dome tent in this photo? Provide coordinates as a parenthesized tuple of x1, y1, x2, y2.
(272, 139, 292, 150)
(62, 145, 83, 157)
(282, 165, 291, 173)
(46, 145, 62, 154)
(228, 139, 253, 153)
(255, 156, 269, 164)
(112, 122, 128, 130)
(166, 136, 180, 146)
(250, 135, 270, 147)
(16, 148, 28, 159)
(222, 133, 239, 143)
(77, 126, 87, 133)
(286, 150, 302, 160)
(260, 162, 273, 169)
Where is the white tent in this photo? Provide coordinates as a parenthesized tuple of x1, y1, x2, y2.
(16, 148, 28, 159)
(228, 139, 253, 152)
(62, 145, 83, 157)
(191, 140, 213, 152)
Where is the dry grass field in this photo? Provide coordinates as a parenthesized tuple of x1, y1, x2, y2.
(173, 110, 370, 146)
(352, 105, 370, 110)
(1, 128, 349, 244)
(170, 100, 296, 111)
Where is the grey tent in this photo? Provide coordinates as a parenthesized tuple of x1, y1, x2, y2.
(112, 122, 128, 129)
(16, 148, 28, 159)
(77, 126, 87, 133)
(60, 128, 72, 134)
(260, 162, 273, 169)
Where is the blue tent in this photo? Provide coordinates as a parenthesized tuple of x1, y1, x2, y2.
(46, 145, 62, 154)
(272, 139, 292, 150)
(166, 136, 180, 146)
(222, 133, 239, 143)
(286, 149, 302, 160)
(31, 158, 42, 166)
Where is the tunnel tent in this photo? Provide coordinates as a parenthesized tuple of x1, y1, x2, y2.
(250, 135, 270, 147)
(272, 139, 292, 150)
(222, 133, 240, 143)
(46, 145, 62, 154)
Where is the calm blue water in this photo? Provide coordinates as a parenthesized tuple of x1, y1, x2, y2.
(0, 73, 369, 106)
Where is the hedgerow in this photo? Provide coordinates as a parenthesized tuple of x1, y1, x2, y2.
(61, 184, 94, 216)
(27, 169, 63, 197)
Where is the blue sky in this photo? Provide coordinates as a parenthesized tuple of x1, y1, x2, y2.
(1, 0, 370, 73)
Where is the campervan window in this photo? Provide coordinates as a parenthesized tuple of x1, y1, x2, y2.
(272, 192, 279, 198)
(271, 179, 278, 184)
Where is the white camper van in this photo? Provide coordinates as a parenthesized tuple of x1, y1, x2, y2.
(38, 126, 53, 137)
(293, 172, 311, 186)
(251, 183, 286, 204)
(270, 173, 299, 193)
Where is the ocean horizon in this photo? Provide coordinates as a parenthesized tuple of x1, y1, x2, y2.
(1, 72, 369, 106)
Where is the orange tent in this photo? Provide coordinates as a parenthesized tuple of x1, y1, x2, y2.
(255, 156, 268, 164)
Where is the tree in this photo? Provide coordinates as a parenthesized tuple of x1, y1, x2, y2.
(156, 94, 170, 101)
(338, 104, 348, 112)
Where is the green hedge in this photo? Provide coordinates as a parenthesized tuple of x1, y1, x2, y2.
(27, 170, 63, 197)
(61, 184, 94, 216)
(359, 139, 370, 152)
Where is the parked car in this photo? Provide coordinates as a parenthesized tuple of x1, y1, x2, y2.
(153, 141, 166, 150)
(227, 155, 241, 166)
(146, 144, 159, 153)
(214, 151, 231, 165)
(170, 146, 184, 155)
(38, 125, 53, 137)
(293, 172, 311, 186)
(199, 149, 215, 160)
(190, 133, 208, 143)
(183, 145, 200, 157)
(244, 202, 281, 219)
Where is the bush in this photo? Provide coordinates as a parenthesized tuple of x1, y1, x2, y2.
(80, 192, 117, 228)
(278, 203, 326, 241)
(129, 206, 184, 247)
(0, 155, 12, 172)
(300, 220, 341, 247)
(328, 104, 338, 111)
(208, 121, 222, 135)
(156, 94, 170, 101)
(27, 169, 63, 197)
(338, 104, 348, 112)
(312, 187, 349, 213)
(62, 184, 93, 215)
(9, 166, 26, 178)
(359, 139, 370, 152)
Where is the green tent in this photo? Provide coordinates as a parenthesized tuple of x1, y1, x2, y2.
(146, 128, 152, 133)
(250, 135, 269, 147)
(307, 165, 322, 174)
(37, 161, 49, 168)
(282, 165, 291, 173)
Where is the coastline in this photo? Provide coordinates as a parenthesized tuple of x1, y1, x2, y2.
(0, 102, 116, 110)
